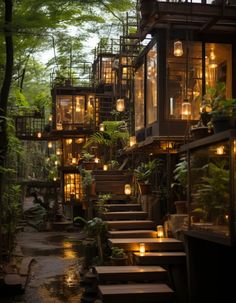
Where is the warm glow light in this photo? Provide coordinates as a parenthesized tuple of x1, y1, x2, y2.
(56, 148, 62, 155)
(139, 243, 145, 255)
(157, 225, 164, 238)
(103, 164, 108, 171)
(129, 136, 136, 147)
(75, 138, 84, 144)
(72, 158, 77, 164)
(57, 123, 63, 130)
(55, 161, 58, 165)
(116, 98, 125, 112)
(209, 48, 217, 69)
(99, 123, 105, 132)
(53, 177, 57, 181)
(160, 141, 173, 150)
(181, 101, 191, 120)
(66, 139, 72, 145)
(37, 132, 42, 138)
(216, 145, 225, 155)
(174, 40, 183, 57)
(48, 114, 52, 122)
(48, 141, 53, 148)
(124, 184, 132, 195)
(94, 157, 99, 163)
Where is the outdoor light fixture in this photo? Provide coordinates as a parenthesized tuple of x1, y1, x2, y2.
(157, 225, 164, 238)
(209, 48, 217, 69)
(216, 146, 225, 155)
(48, 141, 53, 148)
(181, 101, 191, 120)
(99, 123, 105, 132)
(116, 98, 125, 112)
(103, 164, 108, 171)
(94, 157, 99, 163)
(124, 184, 132, 195)
(72, 158, 77, 164)
(129, 136, 136, 147)
(37, 132, 42, 138)
(174, 40, 183, 57)
(66, 139, 72, 145)
(56, 148, 62, 155)
(139, 243, 146, 255)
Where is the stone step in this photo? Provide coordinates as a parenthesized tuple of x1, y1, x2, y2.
(108, 238, 184, 252)
(108, 230, 157, 238)
(106, 220, 155, 230)
(102, 211, 148, 220)
(98, 283, 175, 303)
(133, 252, 187, 265)
(94, 265, 168, 283)
(104, 204, 141, 211)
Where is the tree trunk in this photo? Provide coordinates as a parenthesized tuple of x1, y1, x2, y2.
(0, 0, 14, 261)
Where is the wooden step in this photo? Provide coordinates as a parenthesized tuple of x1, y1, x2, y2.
(133, 252, 187, 265)
(108, 238, 184, 252)
(106, 220, 155, 230)
(108, 230, 157, 238)
(104, 203, 141, 211)
(94, 265, 168, 283)
(102, 211, 148, 220)
(98, 283, 174, 303)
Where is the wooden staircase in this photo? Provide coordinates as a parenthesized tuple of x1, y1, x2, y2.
(91, 171, 188, 303)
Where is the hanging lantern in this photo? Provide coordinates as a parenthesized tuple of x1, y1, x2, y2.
(174, 40, 183, 57)
(181, 101, 191, 120)
(129, 136, 136, 147)
(48, 114, 52, 122)
(157, 225, 164, 238)
(37, 132, 42, 138)
(48, 141, 53, 148)
(99, 123, 105, 132)
(116, 98, 125, 112)
(56, 148, 62, 155)
(139, 243, 146, 255)
(209, 48, 217, 69)
(124, 184, 132, 195)
(72, 158, 77, 164)
(216, 145, 225, 155)
(66, 139, 72, 145)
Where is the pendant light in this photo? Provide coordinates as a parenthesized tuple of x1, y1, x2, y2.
(174, 40, 183, 57)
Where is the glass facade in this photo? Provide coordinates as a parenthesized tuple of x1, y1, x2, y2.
(146, 44, 158, 124)
(56, 95, 95, 130)
(64, 173, 83, 203)
(62, 137, 85, 166)
(134, 64, 145, 131)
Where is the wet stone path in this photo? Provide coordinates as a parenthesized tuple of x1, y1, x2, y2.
(2, 228, 86, 303)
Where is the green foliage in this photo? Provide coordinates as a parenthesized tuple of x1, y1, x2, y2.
(81, 150, 95, 162)
(96, 194, 112, 214)
(111, 246, 126, 258)
(134, 159, 161, 183)
(171, 156, 188, 200)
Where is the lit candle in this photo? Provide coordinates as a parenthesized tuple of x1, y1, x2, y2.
(129, 136, 136, 147)
(139, 243, 145, 255)
(103, 164, 108, 171)
(99, 123, 105, 132)
(124, 184, 132, 195)
(216, 145, 224, 155)
(37, 132, 42, 138)
(72, 158, 77, 164)
(116, 98, 125, 112)
(157, 225, 164, 238)
(48, 141, 52, 148)
(94, 157, 99, 163)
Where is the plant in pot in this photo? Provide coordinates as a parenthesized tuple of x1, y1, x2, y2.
(202, 82, 236, 133)
(171, 156, 188, 214)
(110, 246, 128, 266)
(74, 216, 108, 265)
(134, 159, 161, 194)
(81, 150, 95, 170)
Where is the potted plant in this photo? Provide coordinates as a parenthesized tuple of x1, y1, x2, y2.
(201, 82, 236, 133)
(171, 156, 188, 214)
(95, 194, 112, 216)
(81, 150, 95, 170)
(81, 169, 95, 198)
(134, 159, 161, 194)
(110, 246, 128, 266)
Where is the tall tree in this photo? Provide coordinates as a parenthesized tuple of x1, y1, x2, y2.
(0, 0, 14, 260)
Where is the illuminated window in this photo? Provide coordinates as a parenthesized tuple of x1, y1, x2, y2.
(134, 64, 145, 131)
(146, 43, 157, 124)
(64, 173, 83, 203)
(63, 138, 85, 166)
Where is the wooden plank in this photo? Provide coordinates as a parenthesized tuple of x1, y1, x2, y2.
(108, 238, 184, 252)
(133, 252, 186, 265)
(108, 230, 157, 238)
(94, 265, 168, 283)
(102, 211, 148, 220)
(106, 220, 155, 230)
(104, 204, 141, 211)
(98, 283, 174, 303)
